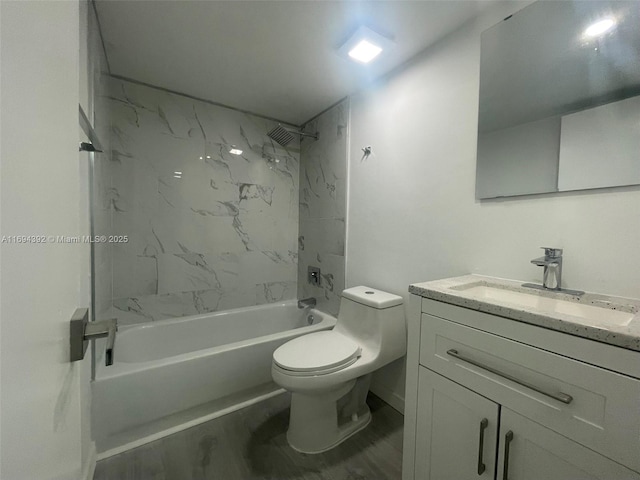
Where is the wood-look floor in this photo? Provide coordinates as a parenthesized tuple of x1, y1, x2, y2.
(93, 392, 404, 480)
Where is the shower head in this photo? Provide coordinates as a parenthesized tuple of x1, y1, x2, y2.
(267, 124, 319, 147)
(267, 125, 296, 147)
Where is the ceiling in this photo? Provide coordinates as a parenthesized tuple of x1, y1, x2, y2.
(95, 0, 496, 125)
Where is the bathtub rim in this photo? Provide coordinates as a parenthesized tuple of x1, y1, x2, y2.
(96, 306, 336, 379)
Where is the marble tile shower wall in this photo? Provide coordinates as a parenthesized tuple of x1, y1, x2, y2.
(298, 100, 348, 316)
(106, 78, 300, 325)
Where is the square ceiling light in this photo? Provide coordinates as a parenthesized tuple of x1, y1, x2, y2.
(338, 26, 393, 65)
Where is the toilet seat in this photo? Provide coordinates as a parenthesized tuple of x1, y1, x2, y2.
(273, 331, 361, 376)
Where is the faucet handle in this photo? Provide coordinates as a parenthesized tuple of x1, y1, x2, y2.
(541, 247, 563, 258)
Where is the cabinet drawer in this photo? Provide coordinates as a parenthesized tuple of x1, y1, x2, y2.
(420, 313, 640, 472)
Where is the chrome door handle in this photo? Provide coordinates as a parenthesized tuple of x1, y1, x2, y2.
(446, 349, 573, 404)
(477, 418, 488, 475)
(70, 308, 118, 366)
(502, 430, 514, 480)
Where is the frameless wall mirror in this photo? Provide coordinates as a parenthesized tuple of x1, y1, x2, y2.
(476, 0, 640, 199)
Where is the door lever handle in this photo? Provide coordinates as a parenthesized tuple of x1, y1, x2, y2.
(70, 308, 118, 366)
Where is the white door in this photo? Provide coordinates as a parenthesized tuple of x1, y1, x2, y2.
(415, 367, 499, 480)
(497, 408, 640, 480)
(0, 2, 92, 479)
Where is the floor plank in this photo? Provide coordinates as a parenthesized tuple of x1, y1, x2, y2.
(94, 393, 403, 480)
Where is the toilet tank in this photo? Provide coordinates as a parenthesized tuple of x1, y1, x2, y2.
(334, 286, 406, 364)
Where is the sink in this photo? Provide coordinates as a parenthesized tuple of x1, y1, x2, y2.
(409, 274, 640, 351)
(451, 282, 636, 327)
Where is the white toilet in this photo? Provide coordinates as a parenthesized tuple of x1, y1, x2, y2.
(271, 286, 406, 454)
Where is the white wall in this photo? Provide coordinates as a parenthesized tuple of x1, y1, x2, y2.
(1, 1, 93, 479)
(347, 3, 640, 408)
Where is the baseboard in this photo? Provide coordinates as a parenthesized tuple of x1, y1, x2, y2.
(370, 382, 405, 414)
(82, 441, 97, 480)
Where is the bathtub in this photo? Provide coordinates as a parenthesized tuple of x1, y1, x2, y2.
(92, 300, 335, 456)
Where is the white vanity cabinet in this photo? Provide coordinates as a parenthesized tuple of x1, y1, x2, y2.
(415, 367, 499, 480)
(403, 294, 640, 480)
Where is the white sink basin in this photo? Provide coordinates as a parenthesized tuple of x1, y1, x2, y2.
(453, 283, 636, 327)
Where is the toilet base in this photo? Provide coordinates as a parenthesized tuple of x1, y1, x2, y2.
(285, 376, 372, 454)
(287, 402, 371, 454)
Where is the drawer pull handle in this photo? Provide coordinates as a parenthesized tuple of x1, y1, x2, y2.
(446, 349, 573, 405)
(477, 418, 488, 475)
(502, 430, 514, 480)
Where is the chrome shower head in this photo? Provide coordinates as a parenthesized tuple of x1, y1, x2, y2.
(267, 125, 296, 147)
(267, 124, 319, 147)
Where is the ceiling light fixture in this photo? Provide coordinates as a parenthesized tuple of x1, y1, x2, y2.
(349, 40, 383, 64)
(584, 18, 616, 37)
(338, 26, 393, 65)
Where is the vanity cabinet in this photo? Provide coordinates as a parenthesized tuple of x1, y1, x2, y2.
(403, 295, 640, 480)
(415, 368, 499, 480)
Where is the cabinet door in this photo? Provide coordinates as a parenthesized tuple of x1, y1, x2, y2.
(497, 408, 640, 480)
(415, 368, 499, 480)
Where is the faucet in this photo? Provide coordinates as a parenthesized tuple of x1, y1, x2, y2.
(297, 297, 317, 309)
(530, 247, 563, 290)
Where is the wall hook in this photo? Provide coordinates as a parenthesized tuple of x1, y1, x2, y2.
(362, 146, 372, 156)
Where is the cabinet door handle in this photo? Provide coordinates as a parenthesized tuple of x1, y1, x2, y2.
(446, 349, 573, 405)
(502, 430, 514, 480)
(477, 418, 488, 475)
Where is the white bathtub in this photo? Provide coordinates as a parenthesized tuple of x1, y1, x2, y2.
(92, 300, 335, 456)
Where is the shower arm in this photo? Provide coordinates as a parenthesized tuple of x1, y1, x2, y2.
(295, 130, 318, 139)
(281, 127, 318, 140)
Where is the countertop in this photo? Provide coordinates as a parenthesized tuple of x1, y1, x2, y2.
(409, 275, 640, 352)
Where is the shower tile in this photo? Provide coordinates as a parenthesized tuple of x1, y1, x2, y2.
(156, 252, 221, 295)
(152, 213, 245, 257)
(112, 248, 158, 299)
(214, 286, 262, 312)
(106, 77, 299, 322)
(299, 101, 348, 221)
(256, 281, 297, 304)
(319, 253, 346, 316)
(299, 218, 345, 257)
(238, 250, 297, 285)
(297, 99, 348, 316)
(112, 291, 213, 324)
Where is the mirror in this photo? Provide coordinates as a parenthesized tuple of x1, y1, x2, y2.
(476, 0, 640, 199)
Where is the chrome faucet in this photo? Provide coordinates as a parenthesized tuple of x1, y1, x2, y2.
(531, 247, 563, 290)
(297, 297, 317, 309)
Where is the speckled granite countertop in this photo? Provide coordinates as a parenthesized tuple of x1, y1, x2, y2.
(409, 275, 640, 352)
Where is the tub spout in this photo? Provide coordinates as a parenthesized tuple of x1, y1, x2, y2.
(298, 297, 317, 309)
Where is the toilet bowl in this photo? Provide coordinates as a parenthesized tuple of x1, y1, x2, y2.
(271, 286, 406, 453)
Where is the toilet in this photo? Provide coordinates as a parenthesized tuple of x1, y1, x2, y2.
(271, 286, 406, 454)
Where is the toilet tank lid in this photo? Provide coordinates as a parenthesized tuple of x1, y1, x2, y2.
(342, 286, 403, 309)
